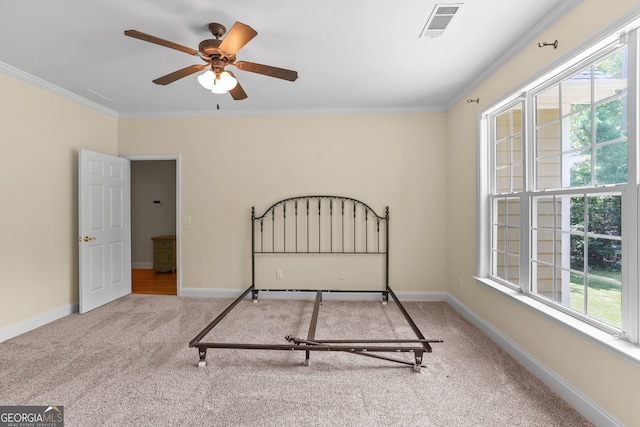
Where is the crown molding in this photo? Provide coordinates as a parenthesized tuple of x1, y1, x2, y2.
(0, 61, 119, 118)
(117, 104, 445, 120)
(445, 0, 584, 110)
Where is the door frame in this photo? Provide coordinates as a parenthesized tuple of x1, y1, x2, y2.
(123, 154, 182, 296)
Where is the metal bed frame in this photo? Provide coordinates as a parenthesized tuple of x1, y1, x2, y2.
(189, 195, 441, 372)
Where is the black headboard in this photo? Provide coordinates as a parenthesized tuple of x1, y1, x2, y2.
(251, 195, 389, 290)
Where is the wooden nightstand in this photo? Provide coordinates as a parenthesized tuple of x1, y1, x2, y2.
(151, 235, 176, 272)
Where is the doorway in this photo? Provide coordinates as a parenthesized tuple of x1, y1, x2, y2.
(123, 154, 181, 295)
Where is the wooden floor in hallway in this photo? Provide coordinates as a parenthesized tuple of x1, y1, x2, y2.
(132, 268, 177, 295)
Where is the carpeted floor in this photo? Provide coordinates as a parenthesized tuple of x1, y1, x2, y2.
(0, 294, 593, 426)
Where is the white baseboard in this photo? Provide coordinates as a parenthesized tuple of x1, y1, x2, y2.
(0, 302, 78, 343)
(396, 291, 448, 301)
(180, 287, 448, 301)
(180, 288, 248, 299)
(446, 294, 622, 427)
(131, 262, 153, 269)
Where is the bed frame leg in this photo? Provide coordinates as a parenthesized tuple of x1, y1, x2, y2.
(304, 290, 322, 368)
(413, 350, 423, 373)
(198, 347, 208, 368)
(382, 291, 388, 305)
(251, 289, 259, 303)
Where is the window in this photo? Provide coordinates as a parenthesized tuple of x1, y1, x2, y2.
(491, 101, 524, 287)
(480, 25, 639, 344)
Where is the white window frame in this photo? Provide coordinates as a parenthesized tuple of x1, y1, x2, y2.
(477, 15, 640, 359)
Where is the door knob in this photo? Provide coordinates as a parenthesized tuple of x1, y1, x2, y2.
(83, 236, 96, 242)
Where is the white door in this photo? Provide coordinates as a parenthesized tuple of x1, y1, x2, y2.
(78, 149, 131, 313)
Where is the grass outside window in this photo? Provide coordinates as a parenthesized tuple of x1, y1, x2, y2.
(569, 270, 622, 328)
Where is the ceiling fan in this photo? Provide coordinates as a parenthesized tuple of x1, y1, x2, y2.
(124, 22, 298, 100)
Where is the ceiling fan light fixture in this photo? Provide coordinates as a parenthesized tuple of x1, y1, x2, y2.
(199, 70, 238, 93)
(197, 70, 216, 90)
(212, 71, 238, 94)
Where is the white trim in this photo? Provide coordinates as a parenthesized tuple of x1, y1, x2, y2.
(180, 287, 448, 301)
(117, 105, 444, 120)
(446, 0, 584, 110)
(181, 288, 248, 299)
(476, 115, 491, 277)
(0, 61, 119, 118)
(624, 28, 640, 344)
(481, 4, 640, 114)
(394, 291, 448, 301)
(131, 263, 153, 269)
(122, 154, 182, 296)
(447, 293, 624, 427)
(0, 303, 78, 343)
(474, 277, 640, 367)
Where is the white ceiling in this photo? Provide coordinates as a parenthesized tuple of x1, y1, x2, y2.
(0, 0, 579, 118)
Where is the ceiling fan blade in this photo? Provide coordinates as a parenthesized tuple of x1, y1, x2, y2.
(218, 22, 257, 55)
(234, 61, 298, 81)
(227, 71, 247, 100)
(152, 64, 206, 85)
(124, 30, 198, 56)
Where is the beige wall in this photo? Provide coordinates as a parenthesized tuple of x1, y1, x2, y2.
(0, 72, 118, 329)
(446, 1, 640, 425)
(118, 113, 448, 293)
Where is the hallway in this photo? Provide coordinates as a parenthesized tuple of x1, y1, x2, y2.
(131, 269, 177, 295)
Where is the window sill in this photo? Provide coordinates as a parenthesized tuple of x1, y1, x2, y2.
(474, 276, 640, 368)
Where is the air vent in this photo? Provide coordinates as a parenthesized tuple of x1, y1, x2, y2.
(420, 3, 463, 38)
